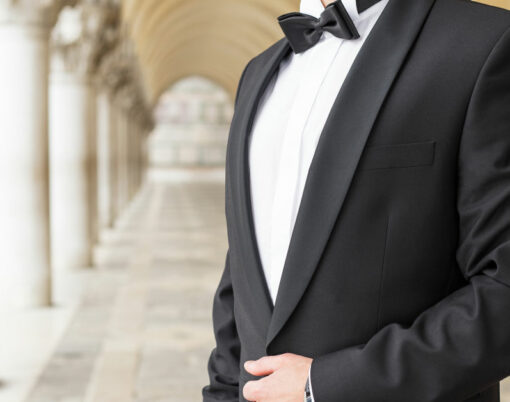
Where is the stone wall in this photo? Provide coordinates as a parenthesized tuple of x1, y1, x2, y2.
(149, 76, 233, 168)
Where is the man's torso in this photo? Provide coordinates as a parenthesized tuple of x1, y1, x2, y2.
(224, 1, 510, 400)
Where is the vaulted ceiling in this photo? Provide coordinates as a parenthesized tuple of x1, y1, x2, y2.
(483, 0, 510, 8)
(121, 0, 299, 106)
(121, 0, 510, 106)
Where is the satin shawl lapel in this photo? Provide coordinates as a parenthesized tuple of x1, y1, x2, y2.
(266, 0, 437, 349)
(227, 38, 291, 335)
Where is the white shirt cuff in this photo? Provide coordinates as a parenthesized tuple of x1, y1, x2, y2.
(308, 366, 315, 402)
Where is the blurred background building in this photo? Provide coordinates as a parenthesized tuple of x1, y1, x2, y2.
(0, 0, 509, 401)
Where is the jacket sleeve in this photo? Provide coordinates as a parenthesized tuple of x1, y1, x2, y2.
(310, 25, 510, 402)
(202, 58, 254, 402)
(203, 251, 241, 402)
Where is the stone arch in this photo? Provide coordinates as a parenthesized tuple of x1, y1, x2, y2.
(121, 0, 300, 104)
(149, 75, 234, 170)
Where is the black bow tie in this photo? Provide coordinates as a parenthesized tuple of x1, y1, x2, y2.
(278, 0, 381, 54)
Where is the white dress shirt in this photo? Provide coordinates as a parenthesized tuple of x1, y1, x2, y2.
(249, 0, 389, 305)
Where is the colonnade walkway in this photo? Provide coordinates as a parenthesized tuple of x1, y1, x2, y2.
(2, 179, 509, 402)
(2, 180, 226, 402)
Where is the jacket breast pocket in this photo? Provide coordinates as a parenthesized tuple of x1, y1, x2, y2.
(358, 140, 436, 171)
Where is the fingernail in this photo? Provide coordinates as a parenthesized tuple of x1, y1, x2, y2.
(244, 360, 253, 369)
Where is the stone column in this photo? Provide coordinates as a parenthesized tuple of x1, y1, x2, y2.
(128, 112, 140, 200)
(109, 100, 120, 222)
(115, 101, 129, 217)
(97, 70, 126, 226)
(96, 36, 152, 219)
(133, 120, 142, 193)
(96, 89, 116, 230)
(136, 117, 152, 191)
(114, 84, 144, 217)
(126, 113, 133, 201)
(49, 1, 118, 271)
(140, 127, 149, 186)
(0, 1, 69, 307)
(49, 69, 97, 271)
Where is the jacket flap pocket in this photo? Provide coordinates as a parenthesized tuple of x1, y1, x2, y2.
(359, 140, 436, 170)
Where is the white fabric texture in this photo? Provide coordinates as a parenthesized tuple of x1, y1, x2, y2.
(248, 0, 389, 304)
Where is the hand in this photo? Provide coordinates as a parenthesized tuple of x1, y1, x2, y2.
(242, 353, 313, 402)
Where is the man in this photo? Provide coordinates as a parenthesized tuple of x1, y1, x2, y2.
(202, 0, 510, 400)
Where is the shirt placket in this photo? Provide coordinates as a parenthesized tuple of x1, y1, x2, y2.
(268, 37, 343, 303)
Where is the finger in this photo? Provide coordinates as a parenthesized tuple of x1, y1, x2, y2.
(244, 355, 281, 376)
(243, 379, 268, 401)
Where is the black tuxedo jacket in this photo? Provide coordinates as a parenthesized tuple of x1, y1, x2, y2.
(203, 0, 510, 401)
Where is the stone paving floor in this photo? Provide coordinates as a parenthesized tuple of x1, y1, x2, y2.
(24, 181, 227, 402)
(3, 180, 509, 402)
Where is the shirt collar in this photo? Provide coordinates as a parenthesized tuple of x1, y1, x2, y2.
(299, 0, 371, 21)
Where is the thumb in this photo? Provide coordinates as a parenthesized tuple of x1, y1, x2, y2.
(244, 356, 281, 376)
